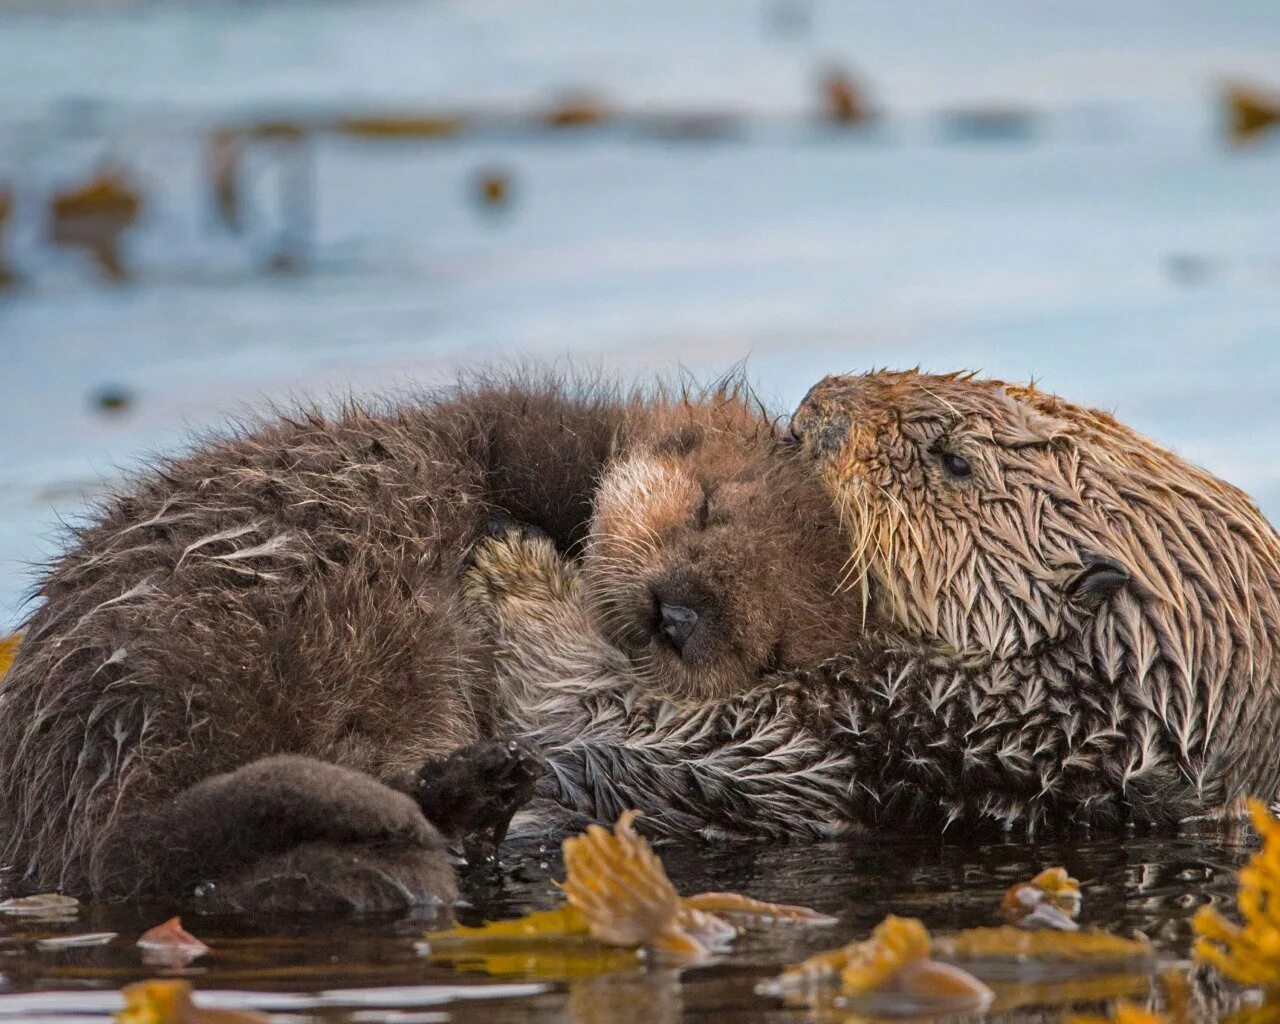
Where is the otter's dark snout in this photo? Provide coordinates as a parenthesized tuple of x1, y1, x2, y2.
(791, 376, 863, 456)
(649, 577, 713, 658)
(659, 602, 700, 651)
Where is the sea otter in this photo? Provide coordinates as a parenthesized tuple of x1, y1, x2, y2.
(0, 375, 861, 910)
(472, 369, 1280, 838)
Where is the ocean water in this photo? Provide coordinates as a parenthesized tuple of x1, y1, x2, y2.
(0, 827, 1257, 1023)
(1, 0, 1279, 629)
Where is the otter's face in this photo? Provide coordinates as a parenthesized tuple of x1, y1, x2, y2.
(792, 371, 1139, 660)
(582, 410, 860, 703)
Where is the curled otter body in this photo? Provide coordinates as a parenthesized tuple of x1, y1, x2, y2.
(0, 374, 859, 908)
(0, 378, 632, 908)
(476, 369, 1280, 837)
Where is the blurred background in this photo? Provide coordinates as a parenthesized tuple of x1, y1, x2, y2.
(1, 0, 1279, 631)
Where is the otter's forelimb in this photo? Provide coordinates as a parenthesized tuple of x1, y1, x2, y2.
(416, 738, 544, 862)
(99, 755, 451, 912)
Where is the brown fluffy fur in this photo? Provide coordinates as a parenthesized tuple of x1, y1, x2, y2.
(0, 373, 858, 908)
(577, 398, 862, 702)
(468, 369, 1280, 839)
(0, 376, 639, 907)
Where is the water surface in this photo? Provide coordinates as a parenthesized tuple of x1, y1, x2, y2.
(3, 0, 1280, 629)
(0, 827, 1256, 1022)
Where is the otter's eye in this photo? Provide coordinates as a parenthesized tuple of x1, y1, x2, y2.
(939, 451, 973, 480)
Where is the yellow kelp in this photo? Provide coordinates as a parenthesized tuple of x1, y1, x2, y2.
(1001, 866, 1082, 930)
(1194, 798, 1280, 991)
(115, 979, 266, 1024)
(935, 925, 1152, 966)
(1063, 970, 1196, 1024)
(988, 972, 1151, 1016)
(762, 915, 993, 1015)
(1067, 1001, 1170, 1024)
(427, 810, 831, 964)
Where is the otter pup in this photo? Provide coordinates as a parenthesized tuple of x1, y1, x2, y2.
(0, 375, 861, 910)
(470, 369, 1280, 837)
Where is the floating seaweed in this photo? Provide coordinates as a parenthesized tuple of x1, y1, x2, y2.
(1067, 1000, 1171, 1024)
(544, 94, 611, 129)
(1220, 1008, 1280, 1024)
(764, 908, 1156, 1020)
(1001, 866, 1082, 930)
(1224, 84, 1280, 144)
(0, 893, 79, 919)
(418, 939, 644, 981)
(427, 810, 831, 965)
(988, 972, 1152, 1016)
(1062, 969, 1199, 1024)
(935, 925, 1152, 969)
(1194, 798, 1280, 992)
(0, 186, 18, 291)
(114, 979, 266, 1024)
(137, 916, 210, 968)
(205, 130, 243, 233)
(49, 168, 143, 283)
(35, 932, 117, 951)
(474, 168, 513, 211)
(761, 916, 994, 1016)
(820, 68, 873, 125)
(333, 114, 466, 139)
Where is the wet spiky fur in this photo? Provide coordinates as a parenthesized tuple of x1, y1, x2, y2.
(471, 370, 1280, 839)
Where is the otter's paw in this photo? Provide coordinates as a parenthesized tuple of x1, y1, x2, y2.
(198, 842, 458, 914)
(464, 531, 578, 610)
(415, 738, 545, 861)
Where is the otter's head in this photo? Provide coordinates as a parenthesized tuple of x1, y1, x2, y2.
(791, 369, 1280, 806)
(582, 395, 861, 703)
(792, 369, 1250, 663)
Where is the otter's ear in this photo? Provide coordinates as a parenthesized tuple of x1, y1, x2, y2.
(1067, 552, 1131, 609)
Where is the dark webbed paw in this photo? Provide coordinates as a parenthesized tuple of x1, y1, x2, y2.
(416, 738, 544, 863)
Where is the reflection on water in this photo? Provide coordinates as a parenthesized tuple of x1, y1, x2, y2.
(0, 828, 1255, 1022)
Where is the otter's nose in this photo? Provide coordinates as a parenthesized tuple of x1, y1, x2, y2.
(792, 376, 862, 456)
(658, 602, 700, 652)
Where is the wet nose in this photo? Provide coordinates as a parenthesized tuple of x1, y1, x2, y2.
(791, 376, 862, 456)
(658, 602, 700, 652)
